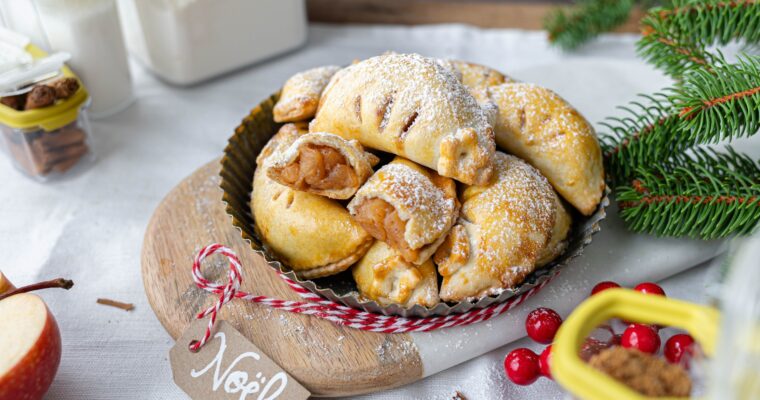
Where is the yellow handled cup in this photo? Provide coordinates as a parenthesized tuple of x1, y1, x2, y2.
(552, 288, 720, 400)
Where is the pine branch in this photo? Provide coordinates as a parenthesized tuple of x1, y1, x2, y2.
(545, 0, 637, 50)
(616, 146, 760, 238)
(658, 0, 760, 45)
(675, 55, 760, 140)
(600, 95, 685, 183)
(638, 17, 715, 76)
(549, 0, 760, 238)
(638, 0, 760, 77)
(601, 54, 760, 184)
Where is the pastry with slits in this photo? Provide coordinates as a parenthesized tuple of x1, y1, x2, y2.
(310, 53, 496, 186)
(489, 83, 604, 215)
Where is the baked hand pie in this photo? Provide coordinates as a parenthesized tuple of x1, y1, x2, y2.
(348, 157, 459, 266)
(310, 53, 496, 185)
(489, 83, 604, 215)
(252, 125, 373, 279)
(352, 241, 439, 307)
(256, 122, 308, 166)
(536, 197, 571, 267)
(447, 60, 511, 105)
(273, 65, 342, 123)
(434, 152, 562, 302)
(266, 132, 379, 199)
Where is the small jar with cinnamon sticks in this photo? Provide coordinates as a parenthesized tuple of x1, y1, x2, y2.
(0, 74, 94, 181)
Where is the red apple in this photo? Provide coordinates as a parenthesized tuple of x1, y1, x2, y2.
(0, 271, 14, 294)
(0, 293, 61, 400)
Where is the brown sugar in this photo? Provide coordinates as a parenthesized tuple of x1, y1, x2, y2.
(588, 346, 691, 397)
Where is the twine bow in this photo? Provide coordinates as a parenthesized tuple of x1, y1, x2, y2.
(189, 243, 553, 351)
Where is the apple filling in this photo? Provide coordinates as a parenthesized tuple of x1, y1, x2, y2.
(353, 198, 419, 262)
(275, 144, 358, 191)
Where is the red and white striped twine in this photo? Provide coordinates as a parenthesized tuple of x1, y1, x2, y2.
(189, 243, 553, 351)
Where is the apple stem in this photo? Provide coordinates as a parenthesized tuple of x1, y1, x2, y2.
(0, 278, 74, 301)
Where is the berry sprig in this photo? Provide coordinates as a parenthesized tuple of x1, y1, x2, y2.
(503, 280, 697, 387)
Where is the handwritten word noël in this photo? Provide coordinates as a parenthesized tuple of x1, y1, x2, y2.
(191, 332, 287, 400)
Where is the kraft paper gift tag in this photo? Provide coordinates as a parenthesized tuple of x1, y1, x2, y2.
(170, 319, 310, 400)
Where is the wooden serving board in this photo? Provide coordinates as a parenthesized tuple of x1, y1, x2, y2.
(142, 158, 722, 398)
(141, 160, 422, 397)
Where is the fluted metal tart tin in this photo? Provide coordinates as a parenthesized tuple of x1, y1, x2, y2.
(220, 92, 609, 318)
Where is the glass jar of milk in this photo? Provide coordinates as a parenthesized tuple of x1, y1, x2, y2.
(36, 0, 133, 118)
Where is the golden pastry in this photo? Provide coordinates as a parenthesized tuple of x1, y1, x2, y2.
(489, 83, 604, 215)
(311, 53, 496, 185)
(348, 157, 459, 266)
(536, 197, 571, 267)
(256, 122, 309, 166)
(273, 65, 342, 123)
(266, 132, 379, 199)
(448, 60, 511, 104)
(252, 125, 373, 279)
(434, 152, 561, 302)
(352, 241, 439, 307)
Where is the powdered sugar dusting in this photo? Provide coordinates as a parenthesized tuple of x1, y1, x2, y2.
(494, 82, 592, 155)
(473, 153, 554, 270)
(363, 161, 456, 249)
(359, 53, 491, 142)
(282, 65, 341, 98)
(440, 153, 557, 300)
(312, 53, 494, 184)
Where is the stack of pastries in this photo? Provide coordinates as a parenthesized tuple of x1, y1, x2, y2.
(251, 53, 604, 308)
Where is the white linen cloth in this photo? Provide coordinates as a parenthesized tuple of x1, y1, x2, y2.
(2, 24, 757, 399)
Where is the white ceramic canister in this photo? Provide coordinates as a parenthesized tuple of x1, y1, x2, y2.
(117, 0, 307, 85)
(36, 0, 133, 118)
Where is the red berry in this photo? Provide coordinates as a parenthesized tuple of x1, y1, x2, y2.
(621, 324, 661, 354)
(525, 307, 563, 344)
(591, 281, 621, 296)
(664, 334, 695, 364)
(539, 345, 553, 379)
(504, 348, 541, 386)
(634, 282, 666, 296)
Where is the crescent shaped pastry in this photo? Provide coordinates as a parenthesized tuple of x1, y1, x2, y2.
(434, 152, 560, 302)
(266, 132, 380, 199)
(348, 157, 459, 266)
(310, 53, 496, 186)
(536, 197, 572, 267)
(252, 125, 373, 279)
(352, 241, 439, 307)
(273, 65, 342, 123)
(489, 83, 604, 215)
(256, 122, 309, 166)
(447, 60, 512, 105)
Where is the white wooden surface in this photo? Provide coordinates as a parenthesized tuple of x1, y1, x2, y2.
(2, 25, 754, 399)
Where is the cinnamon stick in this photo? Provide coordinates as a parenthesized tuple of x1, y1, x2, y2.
(96, 298, 134, 311)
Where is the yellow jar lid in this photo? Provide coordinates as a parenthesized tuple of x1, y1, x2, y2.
(0, 44, 89, 132)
